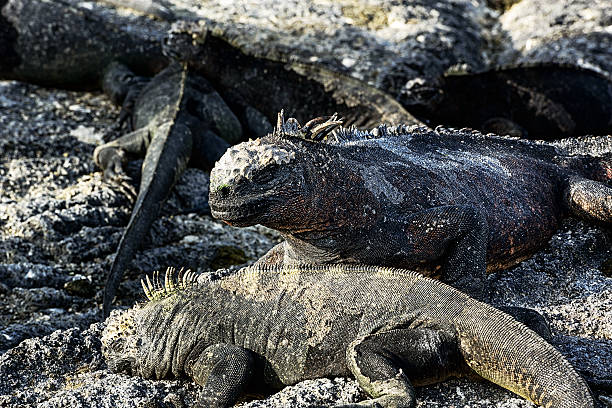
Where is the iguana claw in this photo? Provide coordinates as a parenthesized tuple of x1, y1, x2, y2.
(112, 175, 137, 203)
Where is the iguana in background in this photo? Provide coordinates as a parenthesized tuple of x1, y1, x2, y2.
(95, 62, 247, 318)
(102, 265, 594, 408)
(0, 0, 169, 89)
(209, 113, 612, 300)
(161, 20, 419, 129)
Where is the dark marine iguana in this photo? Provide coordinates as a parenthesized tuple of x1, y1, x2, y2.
(102, 265, 595, 408)
(161, 20, 419, 129)
(0, 0, 170, 89)
(209, 113, 612, 300)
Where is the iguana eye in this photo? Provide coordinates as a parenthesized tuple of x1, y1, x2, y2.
(251, 165, 278, 183)
(120, 74, 134, 84)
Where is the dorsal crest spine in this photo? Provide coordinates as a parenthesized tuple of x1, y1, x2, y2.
(141, 267, 199, 302)
(274, 109, 343, 141)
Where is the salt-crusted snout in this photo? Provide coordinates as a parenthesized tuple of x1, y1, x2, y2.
(210, 139, 295, 192)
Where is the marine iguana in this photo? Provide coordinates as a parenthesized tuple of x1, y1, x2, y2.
(209, 113, 612, 299)
(0, 0, 169, 89)
(102, 265, 594, 408)
(161, 20, 419, 129)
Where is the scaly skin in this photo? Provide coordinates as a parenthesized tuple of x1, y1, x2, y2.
(102, 265, 594, 408)
(209, 114, 612, 299)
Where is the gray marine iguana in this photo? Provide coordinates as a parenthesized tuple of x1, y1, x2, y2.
(102, 265, 594, 408)
(0, 0, 169, 89)
(209, 113, 612, 299)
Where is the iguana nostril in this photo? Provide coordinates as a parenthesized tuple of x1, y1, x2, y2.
(218, 185, 231, 195)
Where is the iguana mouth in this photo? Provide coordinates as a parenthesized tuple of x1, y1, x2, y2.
(209, 181, 292, 224)
(209, 197, 271, 225)
(210, 208, 258, 226)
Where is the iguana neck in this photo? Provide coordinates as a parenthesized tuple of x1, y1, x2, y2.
(281, 232, 351, 264)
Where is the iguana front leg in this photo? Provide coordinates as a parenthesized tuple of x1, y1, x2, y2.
(94, 126, 153, 199)
(395, 205, 488, 300)
(184, 343, 256, 408)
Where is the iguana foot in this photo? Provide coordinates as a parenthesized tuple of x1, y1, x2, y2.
(111, 174, 138, 203)
(93, 124, 154, 202)
(94, 146, 126, 180)
(93, 146, 137, 201)
(344, 326, 458, 408)
(185, 343, 255, 408)
(566, 177, 612, 225)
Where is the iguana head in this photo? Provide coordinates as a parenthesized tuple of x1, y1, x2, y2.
(101, 306, 140, 375)
(101, 268, 199, 374)
(209, 111, 343, 229)
(101, 62, 144, 106)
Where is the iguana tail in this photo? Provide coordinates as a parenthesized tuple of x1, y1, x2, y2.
(455, 301, 593, 408)
(103, 123, 192, 318)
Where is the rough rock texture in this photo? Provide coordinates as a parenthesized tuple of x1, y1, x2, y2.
(0, 0, 610, 406)
(0, 0, 169, 88)
(0, 79, 610, 407)
(155, 0, 612, 110)
(498, 0, 612, 78)
(158, 0, 612, 136)
(0, 80, 278, 352)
